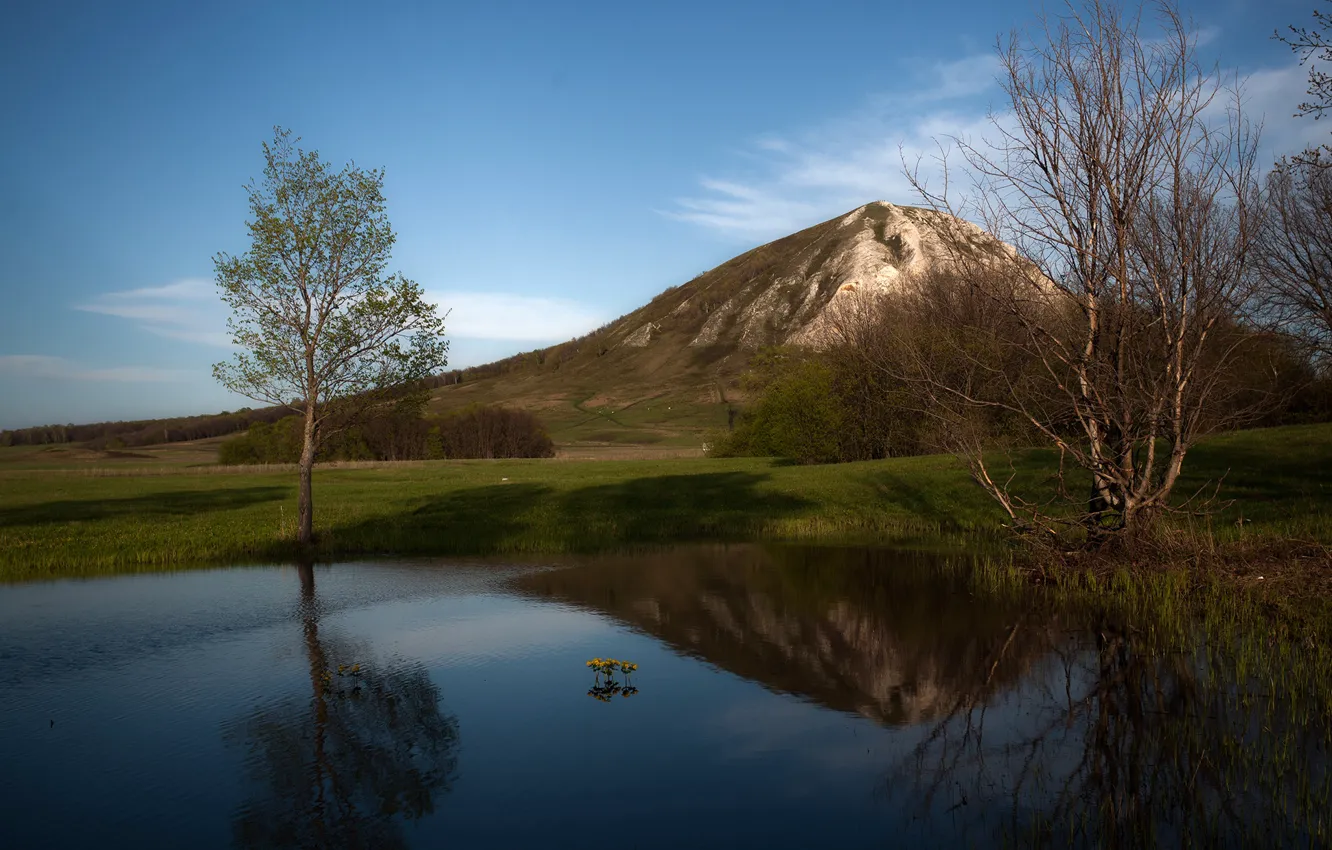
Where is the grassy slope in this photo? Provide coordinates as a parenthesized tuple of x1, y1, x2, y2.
(421, 205, 906, 448)
(2, 423, 1329, 582)
(428, 377, 728, 451)
(0, 438, 230, 470)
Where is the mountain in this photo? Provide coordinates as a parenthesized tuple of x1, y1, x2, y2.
(431, 201, 999, 454)
(0, 202, 995, 458)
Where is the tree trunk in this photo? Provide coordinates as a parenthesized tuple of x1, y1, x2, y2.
(298, 405, 317, 545)
(1087, 479, 1111, 544)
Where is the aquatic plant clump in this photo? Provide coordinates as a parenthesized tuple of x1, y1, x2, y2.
(585, 657, 639, 702)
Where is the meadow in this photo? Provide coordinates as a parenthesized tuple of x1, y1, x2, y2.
(1, 422, 1329, 584)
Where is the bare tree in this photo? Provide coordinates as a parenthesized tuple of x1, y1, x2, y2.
(214, 128, 448, 545)
(830, 262, 1060, 531)
(874, 0, 1262, 545)
(1275, 0, 1332, 166)
(1258, 159, 1332, 365)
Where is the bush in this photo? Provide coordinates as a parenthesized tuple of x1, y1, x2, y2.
(708, 343, 993, 464)
(710, 353, 843, 463)
(218, 417, 304, 464)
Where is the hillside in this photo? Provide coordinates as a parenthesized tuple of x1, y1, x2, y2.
(2, 201, 996, 460)
(430, 201, 995, 452)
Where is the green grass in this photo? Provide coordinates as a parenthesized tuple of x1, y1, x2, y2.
(0, 439, 227, 470)
(0, 453, 998, 580)
(2, 423, 1330, 582)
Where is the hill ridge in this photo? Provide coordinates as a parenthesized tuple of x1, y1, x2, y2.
(430, 201, 1002, 452)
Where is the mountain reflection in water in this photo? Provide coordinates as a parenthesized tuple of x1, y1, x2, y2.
(517, 545, 1049, 727)
(516, 544, 1332, 847)
(1, 544, 1328, 848)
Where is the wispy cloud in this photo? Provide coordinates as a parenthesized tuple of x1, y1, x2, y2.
(76, 279, 607, 348)
(663, 52, 1004, 239)
(908, 53, 1004, 103)
(0, 355, 195, 383)
(666, 43, 1326, 241)
(75, 278, 233, 347)
(428, 291, 607, 341)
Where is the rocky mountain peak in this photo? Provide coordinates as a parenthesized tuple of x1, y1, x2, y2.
(614, 201, 997, 354)
(431, 202, 1014, 440)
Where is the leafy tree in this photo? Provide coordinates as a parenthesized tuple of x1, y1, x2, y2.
(214, 129, 448, 544)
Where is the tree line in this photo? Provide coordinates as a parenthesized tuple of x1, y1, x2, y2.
(218, 403, 554, 465)
(711, 326, 1329, 466)
(0, 406, 289, 449)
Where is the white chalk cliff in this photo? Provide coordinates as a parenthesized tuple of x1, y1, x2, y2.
(612, 201, 1005, 355)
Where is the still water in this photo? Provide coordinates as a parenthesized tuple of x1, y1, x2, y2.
(1, 545, 1327, 848)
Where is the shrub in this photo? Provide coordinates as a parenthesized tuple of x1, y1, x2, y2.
(708, 345, 966, 464)
(709, 350, 844, 464)
(218, 417, 304, 464)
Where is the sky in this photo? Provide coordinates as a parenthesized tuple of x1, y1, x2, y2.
(0, 0, 1325, 429)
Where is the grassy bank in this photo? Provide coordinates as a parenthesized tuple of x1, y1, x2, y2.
(1, 423, 1329, 582)
(0, 453, 999, 580)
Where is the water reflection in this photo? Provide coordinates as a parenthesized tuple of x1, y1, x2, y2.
(517, 544, 1332, 847)
(3, 546, 1329, 848)
(227, 563, 460, 849)
(898, 621, 1332, 846)
(517, 545, 1057, 726)
(586, 657, 640, 702)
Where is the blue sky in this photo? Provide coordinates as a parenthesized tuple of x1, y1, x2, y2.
(0, 0, 1324, 429)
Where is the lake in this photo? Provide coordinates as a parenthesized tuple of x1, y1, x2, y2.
(1, 544, 1327, 848)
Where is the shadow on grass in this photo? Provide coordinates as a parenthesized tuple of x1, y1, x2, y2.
(861, 433, 1332, 530)
(559, 471, 812, 541)
(328, 472, 814, 555)
(406, 482, 555, 553)
(856, 466, 1003, 533)
(1183, 434, 1332, 508)
(0, 486, 289, 528)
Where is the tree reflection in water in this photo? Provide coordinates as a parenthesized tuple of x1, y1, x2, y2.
(896, 619, 1332, 847)
(227, 563, 460, 850)
(518, 544, 1332, 846)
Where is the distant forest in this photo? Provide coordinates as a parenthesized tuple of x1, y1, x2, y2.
(218, 404, 555, 464)
(0, 406, 291, 449)
(0, 320, 629, 452)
